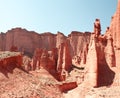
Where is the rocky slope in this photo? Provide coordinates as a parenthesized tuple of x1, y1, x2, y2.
(0, 67, 62, 98)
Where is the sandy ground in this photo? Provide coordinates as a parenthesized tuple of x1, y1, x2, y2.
(0, 65, 120, 98)
(0, 68, 62, 98)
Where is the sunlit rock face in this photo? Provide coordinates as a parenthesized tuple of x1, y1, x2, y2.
(87, 34, 115, 87)
(0, 28, 91, 58)
(0, 26, 117, 86)
(68, 31, 91, 56)
(57, 40, 72, 72)
(109, 0, 120, 49)
(109, 0, 120, 67)
(4, 28, 56, 57)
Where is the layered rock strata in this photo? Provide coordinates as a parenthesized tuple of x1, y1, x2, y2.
(0, 28, 91, 58)
(109, 0, 120, 67)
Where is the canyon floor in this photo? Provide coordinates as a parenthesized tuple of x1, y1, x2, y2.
(0, 67, 62, 98)
(0, 65, 120, 98)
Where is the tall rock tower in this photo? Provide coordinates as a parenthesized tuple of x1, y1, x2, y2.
(109, 0, 120, 49)
(109, 0, 120, 67)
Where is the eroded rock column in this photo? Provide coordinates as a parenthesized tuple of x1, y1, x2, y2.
(105, 33, 116, 67)
(85, 34, 98, 87)
(57, 40, 72, 81)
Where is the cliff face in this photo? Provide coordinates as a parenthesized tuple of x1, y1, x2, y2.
(5, 28, 40, 55)
(0, 28, 91, 82)
(68, 31, 91, 56)
(0, 33, 6, 51)
(108, 0, 120, 67)
(83, 33, 115, 87)
(109, 0, 120, 49)
(0, 28, 91, 57)
(4, 28, 56, 57)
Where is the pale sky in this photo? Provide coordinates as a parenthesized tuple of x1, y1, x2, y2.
(0, 0, 117, 35)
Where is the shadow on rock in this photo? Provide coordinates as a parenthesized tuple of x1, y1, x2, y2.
(97, 63, 115, 87)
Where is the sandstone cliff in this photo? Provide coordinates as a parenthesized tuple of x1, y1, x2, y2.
(109, 0, 120, 49)
(0, 28, 91, 58)
(109, 0, 120, 67)
(0, 32, 6, 51)
(4, 28, 57, 57)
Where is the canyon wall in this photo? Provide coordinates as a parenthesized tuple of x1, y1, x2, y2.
(0, 33, 6, 51)
(4, 28, 56, 57)
(109, 0, 120, 67)
(0, 28, 91, 57)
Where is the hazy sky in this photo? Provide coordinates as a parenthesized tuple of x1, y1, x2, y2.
(0, 0, 117, 35)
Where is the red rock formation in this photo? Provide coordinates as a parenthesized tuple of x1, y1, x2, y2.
(5, 28, 40, 56)
(81, 43, 89, 64)
(104, 33, 116, 67)
(85, 34, 98, 87)
(4, 28, 56, 57)
(58, 82, 78, 92)
(94, 19, 101, 37)
(109, 0, 120, 67)
(85, 32, 115, 87)
(0, 51, 22, 74)
(0, 2, 119, 88)
(22, 56, 32, 71)
(0, 1, 120, 97)
(31, 48, 43, 70)
(39, 32, 56, 50)
(57, 41, 72, 71)
(109, 0, 120, 49)
(51, 48, 58, 64)
(72, 56, 81, 67)
(57, 40, 72, 81)
(62, 40, 72, 71)
(10, 45, 18, 52)
(56, 32, 66, 48)
(0, 32, 6, 51)
(68, 31, 91, 56)
(40, 49, 49, 68)
(30, 48, 58, 77)
(0, 28, 91, 60)
(31, 48, 50, 71)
